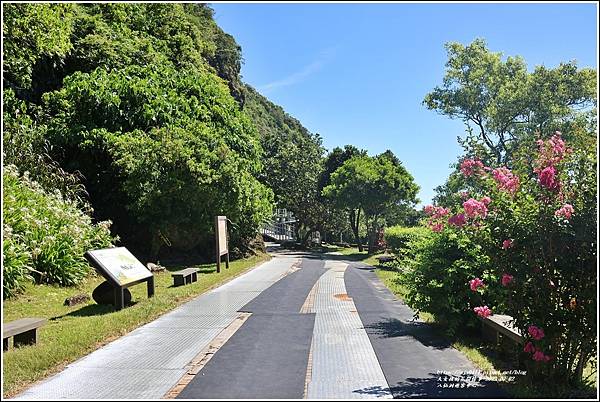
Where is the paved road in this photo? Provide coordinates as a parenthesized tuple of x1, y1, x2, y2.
(14, 248, 507, 399)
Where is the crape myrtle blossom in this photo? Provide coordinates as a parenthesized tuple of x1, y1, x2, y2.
(501, 273, 513, 286)
(532, 350, 552, 362)
(528, 325, 545, 340)
(538, 165, 560, 191)
(474, 306, 492, 318)
(469, 277, 485, 291)
(534, 132, 570, 192)
(448, 213, 466, 227)
(555, 204, 574, 220)
(460, 158, 485, 177)
(524, 342, 536, 354)
(463, 197, 489, 219)
(502, 239, 513, 249)
(492, 167, 520, 194)
(424, 205, 450, 232)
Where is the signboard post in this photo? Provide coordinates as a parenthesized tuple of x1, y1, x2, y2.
(215, 216, 230, 274)
(84, 247, 154, 310)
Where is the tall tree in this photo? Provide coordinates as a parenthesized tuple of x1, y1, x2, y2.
(424, 39, 596, 165)
(323, 153, 419, 253)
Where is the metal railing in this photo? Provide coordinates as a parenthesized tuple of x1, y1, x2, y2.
(261, 208, 297, 242)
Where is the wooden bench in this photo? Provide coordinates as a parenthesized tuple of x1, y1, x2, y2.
(480, 314, 524, 346)
(3, 318, 47, 350)
(376, 254, 396, 264)
(172, 268, 200, 287)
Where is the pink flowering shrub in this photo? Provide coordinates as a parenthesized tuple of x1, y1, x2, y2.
(404, 130, 596, 384)
(554, 204, 574, 220)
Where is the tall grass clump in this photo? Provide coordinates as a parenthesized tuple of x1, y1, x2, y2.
(2, 165, 115, 298)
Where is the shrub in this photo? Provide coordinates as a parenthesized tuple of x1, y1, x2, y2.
(384, 225, 429, 258)
(421, 130, 597, 385)
(400, 228, 490, 336)
(2, 165, 115, 297)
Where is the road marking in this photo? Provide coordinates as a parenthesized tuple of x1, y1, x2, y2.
(306, 261, 392, 399)
(163, 312, 252, 399)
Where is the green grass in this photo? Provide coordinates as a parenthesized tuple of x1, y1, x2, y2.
(2, 253, 270, 398)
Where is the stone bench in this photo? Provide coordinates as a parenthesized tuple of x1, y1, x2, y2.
(172, 268, 200, 287)
(3, 318, 47, 350)
(480, 314, 524, 346)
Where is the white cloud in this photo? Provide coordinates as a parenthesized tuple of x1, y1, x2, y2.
(259, 48, 335, 92)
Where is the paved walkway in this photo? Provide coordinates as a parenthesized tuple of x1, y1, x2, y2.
(14, 248, 506, 399)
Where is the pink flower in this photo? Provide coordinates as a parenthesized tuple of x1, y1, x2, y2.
(536, 132, 570, 168)
(469, 278, 485, 291)
(492, 167, 520, 194)
(501, 273, 513, 286)
(523, 342, 536, 354)
(463, 198, 488, 218)
(459, 191, 470, 200)
(502, 239, 513, 250)
(474, 306, 492, 318)
(528, 325, 545, 341)
(555, 204, 574, 220)
(424, 205, 450, 219)
(532, 350, 552, 362)
(549, 132, 567, 159)
(538, 165, 560, 191)
(481, 196, 491, 205)
(460, 158, 485, 177)
(430, 223, 444, 232)
(448, 213, 467, 227)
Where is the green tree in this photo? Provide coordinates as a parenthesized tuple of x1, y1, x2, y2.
(424, 39, 596, 165)
(42, 64, 272, 257)
(323, 153, 419, 253)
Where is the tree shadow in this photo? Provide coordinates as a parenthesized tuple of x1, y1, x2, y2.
(351, 385, 392, 398)
(353, 374, 507, 399)
(364, 317, 454, 349)
(50, 301, 140, 320)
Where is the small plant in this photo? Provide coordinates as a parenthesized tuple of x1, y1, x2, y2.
(2, 165, 116, 297)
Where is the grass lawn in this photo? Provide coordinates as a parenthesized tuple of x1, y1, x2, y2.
(2, 253, 270, 398)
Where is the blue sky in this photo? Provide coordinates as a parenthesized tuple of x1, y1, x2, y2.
(211, 2, 597, 205)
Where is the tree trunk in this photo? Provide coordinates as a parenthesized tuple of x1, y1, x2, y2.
(301, 229, 314, 248)
(367, 214, 378, 254)
(349, 208, 363, 252)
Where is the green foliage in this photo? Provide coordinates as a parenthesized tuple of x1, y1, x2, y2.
(384, 226, 429, 259)
(323, 152, 419, 252)
(3, 3, 74, 90)
(466, 131, 597, 385)
(42, 63, 271, 255)
(424, 39, 597, 164)
(399, 229, 490, 337)
(3, 166, 115, 298)
(3, 89, 88, 205)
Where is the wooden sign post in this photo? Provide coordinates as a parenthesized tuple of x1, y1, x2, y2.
(84, 247, 154, 310)
(215, 216, 230, 273)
